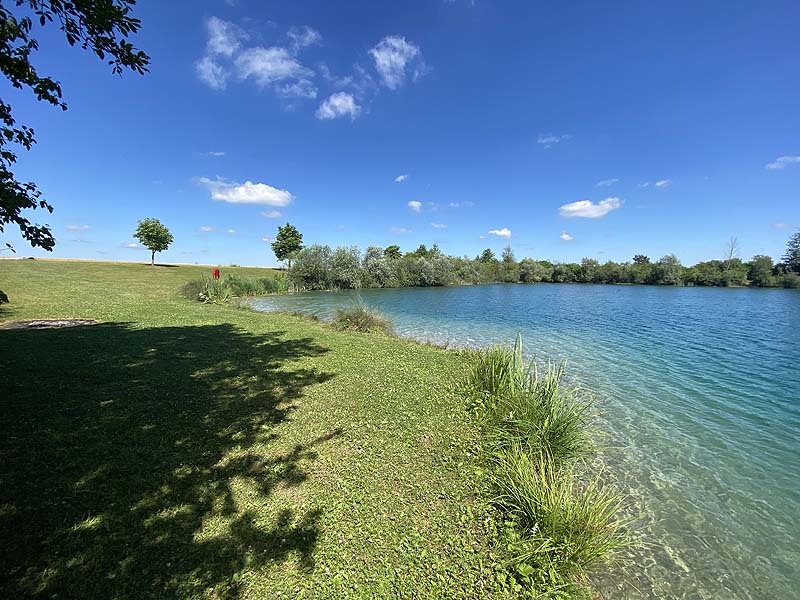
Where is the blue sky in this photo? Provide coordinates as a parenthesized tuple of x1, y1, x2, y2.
(3, 0, 799, 266)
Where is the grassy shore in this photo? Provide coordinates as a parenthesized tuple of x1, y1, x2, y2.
(0, 260, 504, 599)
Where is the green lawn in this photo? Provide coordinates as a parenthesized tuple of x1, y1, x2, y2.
(0, 260, 504, 599)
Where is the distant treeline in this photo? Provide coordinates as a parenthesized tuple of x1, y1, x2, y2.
(288, 244, 800, 290)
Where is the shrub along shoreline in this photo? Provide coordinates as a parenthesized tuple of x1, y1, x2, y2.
(182, 272, 288, 303)
(288, 243, 800, 290)
(178, 235, 800, 307)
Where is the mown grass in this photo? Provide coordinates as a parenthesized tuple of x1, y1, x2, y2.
(461, 335, 632, 598)
(0, 259, 508, 599)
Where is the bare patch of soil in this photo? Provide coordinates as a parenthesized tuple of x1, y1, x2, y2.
(1, 319, 100, 330)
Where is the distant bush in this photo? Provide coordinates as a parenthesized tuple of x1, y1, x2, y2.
(182, 274, 287, 304)
(332, 302, 394, 334)
(288, 243, 793, 290)
(779, 273, 800, 289)
(461, 335, 631, 597)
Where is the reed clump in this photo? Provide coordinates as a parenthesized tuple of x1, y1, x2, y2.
(461, 334, 632, 598)
(332, 302, 394, 335)
(182, 274, 287, 304)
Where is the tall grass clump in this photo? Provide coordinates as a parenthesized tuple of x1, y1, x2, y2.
(182, 273, 287, 304)
(465, 336, 593, 467)
(332, 301, 394, 334)
(223, 273, 287, 296)
(462, 335, 632, 598)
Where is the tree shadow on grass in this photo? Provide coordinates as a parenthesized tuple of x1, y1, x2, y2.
(0, 322, 336, 599)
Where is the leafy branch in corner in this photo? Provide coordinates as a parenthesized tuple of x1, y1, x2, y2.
(0, 0, 149, 252)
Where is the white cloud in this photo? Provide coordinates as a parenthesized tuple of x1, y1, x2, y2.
(449, 201, 475, 208)
(559, 197, 622, 219)
(635, 178, 671, 189)
(287, 26, 321, 51)
(315, 92, 361, 120)
(122, 242, 139, 249)
(199, 225, 215, 232)
(390, 227, 411, 234)
(408, 200, 422, 212)
(66, 224, 90, 231)
(560, 232, 574, 241)
(236, 46, 313, 86)
(488, 227, 512, 239)
(206, 17, 244, 57)
(537, 133, 571, 148)
(773, 222, 792, 229)
(203, 151, 225, 157)
(431, 222, 447, 229)
(765, 156, 800, 170)
(196, 18, 318, 100)
(596, 178, 618, 187)
(197, 177, 294, 206)
(260, 209, 282, 218)
(369, 35, 425, 89)
(395, 174, 408, 183)
(226, 229, 237, 234)
(262, 236, 275, 242)
(196, 56, 228, 90)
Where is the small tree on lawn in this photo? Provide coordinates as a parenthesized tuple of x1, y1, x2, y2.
(134, 218, 173, 266)
(272, 222, 303, 269)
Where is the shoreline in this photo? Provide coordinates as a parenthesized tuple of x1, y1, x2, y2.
(244, 282, 800, 598)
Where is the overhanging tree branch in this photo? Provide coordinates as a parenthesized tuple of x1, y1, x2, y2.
(0, 0, 149, 251)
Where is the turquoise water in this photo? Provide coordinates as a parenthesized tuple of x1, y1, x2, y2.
(251, 284, 800, 599)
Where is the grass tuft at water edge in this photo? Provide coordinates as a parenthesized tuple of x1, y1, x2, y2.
(461, 334, 633, 598)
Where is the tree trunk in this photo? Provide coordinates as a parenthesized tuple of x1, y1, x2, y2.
(151, 250, 155, 266)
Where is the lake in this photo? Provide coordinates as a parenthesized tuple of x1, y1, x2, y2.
(251, 283, 800, 599)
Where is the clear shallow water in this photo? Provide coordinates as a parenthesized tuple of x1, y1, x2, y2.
(252, 284, 800, 599)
